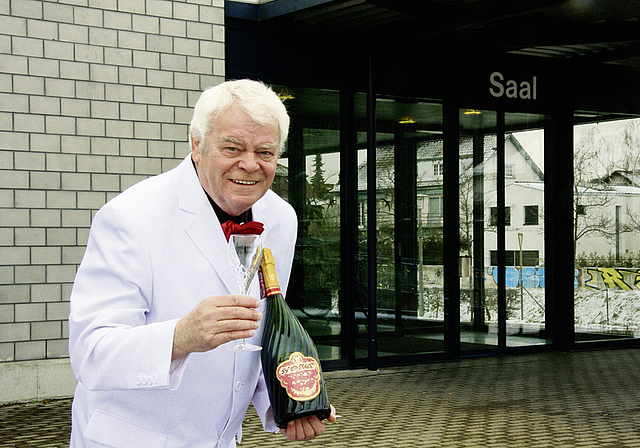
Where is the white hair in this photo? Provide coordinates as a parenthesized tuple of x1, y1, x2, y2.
(189, 79, 290, 155)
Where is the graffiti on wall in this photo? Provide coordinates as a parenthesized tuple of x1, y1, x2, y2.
(485, 266, 640, 290)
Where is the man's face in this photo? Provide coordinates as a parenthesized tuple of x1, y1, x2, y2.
(192, 103, 279, 217)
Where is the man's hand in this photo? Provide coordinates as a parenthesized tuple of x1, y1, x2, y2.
(172, 294, 262, 360)
(280, 405, 337, 441)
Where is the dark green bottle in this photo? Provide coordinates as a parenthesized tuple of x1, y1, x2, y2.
(260, 248, 331, 428)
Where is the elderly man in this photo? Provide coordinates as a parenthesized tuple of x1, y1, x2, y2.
(69, 79, 335, 447)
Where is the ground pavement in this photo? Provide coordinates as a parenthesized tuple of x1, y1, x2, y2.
(1, 348, 640, 447)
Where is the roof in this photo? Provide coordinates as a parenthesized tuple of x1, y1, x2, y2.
(229, 0, 640, 73)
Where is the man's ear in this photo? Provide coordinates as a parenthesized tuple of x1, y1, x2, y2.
(190, 134, 201, 161)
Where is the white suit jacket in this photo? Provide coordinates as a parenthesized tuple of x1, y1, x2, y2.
(68, 155, 298, 448)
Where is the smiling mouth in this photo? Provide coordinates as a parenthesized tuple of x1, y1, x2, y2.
(232, 179, 258, 185)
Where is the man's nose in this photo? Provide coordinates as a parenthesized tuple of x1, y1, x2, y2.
(237, 151, 260, 172)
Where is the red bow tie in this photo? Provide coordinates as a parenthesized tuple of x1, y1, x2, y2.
(221, 220, 264, 241)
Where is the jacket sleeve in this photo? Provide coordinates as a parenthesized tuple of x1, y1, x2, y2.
(68, 202, 188, 391)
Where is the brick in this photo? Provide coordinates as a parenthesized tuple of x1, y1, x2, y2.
(46, 228, 76, 246)
(134, 122, 160, 140)
(162, 123, 187, 142)
(89, 63, 118, 82)
(104, 47, 132, 66)
(12, 36, 44, 57)
(174, 37, 199, 56)
(200, 40, 224, 59)
(118, 0, 144, 14)
(15, 225, 46, 247)
(147, 69, 173, 88)
(44, 40, 75, 61)
(75, 43, 104, 63)
(0, 342, 13, 361)
(132, 14, 159, 34)
(0, 323, 30, 342)
(160, 53, 186, 72)
(14, 151, 45, 171)
(15, 340, 46, 360)
(134, 157, 161, 175)
(0, 170, 29, 189)
(31, 283, 62, 303)
(148, 140, 175, 158)
(0, 266, 14, 285)
(0, 247, 29, 265)
(30, 209, 61, 227)
(89, 27, 118, 47)
(0, 209, 29, 228)
(148, 105, 174, 123)
(77, 117, 106, 137)
(29, 95, 61, 115)
(74, 6, 104, 27)
(62, 172, 91, 190)
(133, 86, 160, 104)
(187, 21, 212, 40)
(0, 305, 14, 323)
(46, 190, 77, 209)
(174, 2, 199, 21)
(120, 174, 147, 190)
(14, 113, 45, 133)
(201, 5, 225, 26)
(103, 10, 132, 30)
(32, 133, 61, 153)
(28, 57, 60, 77)
(105, 120, 133, 138)
(14, 189, 46, 209)
(61, 135, 91, 154)
(132, 50, 159, 69)
(61, 209, 92, 227)
(75, 81, 105, 100)
(89, 0, 117, 10)
(161, 88, 187, 107)
(90, 137, 120, 155)
(118, 66, 146, 86)
(0, 92, 29, 113)
(0, 285, 30, 304)
(44, 78, 76, 98)
(30, 171, 61, 190)
(0, 150, 13, 169)
(46, 153, 76, 172)
(0, 131, 29, 150)
(62, 246, 86, 264)
(46, 301, 71, 320)
(46, 338, 70, 358)
(147, 34, 172, 53)
(146, 0, 173, 18)
(213, 58, 224, 76)
(4, 16, 28, 38)
(43, 2, 74, 23)
(0, 228, 13, 245)
(77, 226, 90, 246)
(120, 102, 147, 121)
(105, 83, 133, 102)
(12, 0, 43, 19)
(60, 60, 90, 80)
(118, 30, 145, 50)
(31, 246, 62, 265)
(59, 23, 89, 44)
(45, 116, 76, 135)
(31, 321, 62, 340)
(77, 191, 106, 209)
(0, 112, 10, 131)
(106, 155, 133, 173)
(120, 139, 146, 157)
(76, 154, 105, 173)
(15, 303, 46, 322)
(26, 18, 57, 40)
(91, 173, 120, 191)
(91, 100, 119, 119)
(61, 98, 91, 118)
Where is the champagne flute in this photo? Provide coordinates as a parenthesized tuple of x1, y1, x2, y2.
(227, 233, 263, 352)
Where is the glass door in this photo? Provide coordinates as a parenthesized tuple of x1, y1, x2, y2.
(458, 108, 550, 352)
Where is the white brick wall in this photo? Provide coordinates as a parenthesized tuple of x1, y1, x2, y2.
(0, 0, 225, 366)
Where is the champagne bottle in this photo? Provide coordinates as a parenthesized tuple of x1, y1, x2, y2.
(260, 248, 331, 428)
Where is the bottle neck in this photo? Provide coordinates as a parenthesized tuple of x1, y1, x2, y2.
(260, 266, 282, 297)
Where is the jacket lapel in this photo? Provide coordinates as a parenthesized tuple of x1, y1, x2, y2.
(176, 156, 238, 294)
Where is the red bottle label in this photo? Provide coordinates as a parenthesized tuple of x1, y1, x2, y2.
(275, 352, 322, 401)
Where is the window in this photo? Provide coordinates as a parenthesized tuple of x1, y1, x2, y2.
(433, 162, 443, 176)
(505, 164, 515, 177)
(490, 250, 539, 266)
(524, 205, 539, 225)
(428, 196, 443, 223)
(490, 206, 511, 226)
